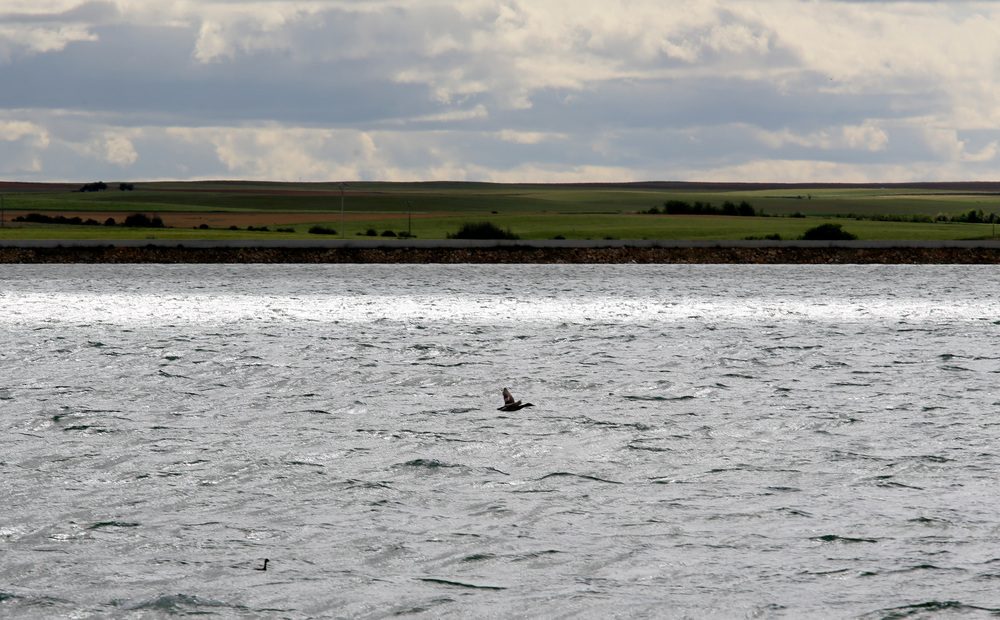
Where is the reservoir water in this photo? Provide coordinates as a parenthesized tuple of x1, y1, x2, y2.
(2, 263, 1000, 618)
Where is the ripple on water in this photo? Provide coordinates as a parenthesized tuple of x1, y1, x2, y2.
(2, 264, 1000, 617)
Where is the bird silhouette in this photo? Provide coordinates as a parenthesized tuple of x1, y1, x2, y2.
(498, 387, 534, 411)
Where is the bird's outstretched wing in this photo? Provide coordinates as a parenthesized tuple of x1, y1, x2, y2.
(502, 388, 516, 405)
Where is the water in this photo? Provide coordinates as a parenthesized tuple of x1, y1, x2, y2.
(2, 263, 1000, 619)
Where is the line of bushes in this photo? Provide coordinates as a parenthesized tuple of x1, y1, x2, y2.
(837, 209, 999, 224)
(75, 181, 135, 192)
(357, 228, 416, 238)
(15, 213, 163, 227)
(745, 223, 858, 241)
(15, 213, 103, 226)
(643, 200, 759, 217)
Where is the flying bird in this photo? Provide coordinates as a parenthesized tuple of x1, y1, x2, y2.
(498, 387, 534, 411)
(254, 559, 269, 571)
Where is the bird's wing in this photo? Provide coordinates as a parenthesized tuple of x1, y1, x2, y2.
(503, 388, 515, 405)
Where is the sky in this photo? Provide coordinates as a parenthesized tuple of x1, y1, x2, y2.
(2, 0, 1000, 184)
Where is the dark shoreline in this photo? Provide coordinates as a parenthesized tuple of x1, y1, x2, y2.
(5, 245, 1000, 264)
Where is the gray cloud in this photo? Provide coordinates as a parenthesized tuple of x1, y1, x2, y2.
(0, 0, 998, 183)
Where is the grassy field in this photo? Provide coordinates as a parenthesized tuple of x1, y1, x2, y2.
(2, 180, 1000, 240)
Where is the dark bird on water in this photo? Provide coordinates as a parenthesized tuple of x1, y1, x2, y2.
(498, 387, 534, 411)
(254, 559, 269, 571)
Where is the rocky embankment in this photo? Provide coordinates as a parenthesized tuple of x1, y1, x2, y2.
(3, 245, 1000, 263)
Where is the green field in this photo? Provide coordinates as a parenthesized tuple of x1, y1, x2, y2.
(3, 180, 1000, 240)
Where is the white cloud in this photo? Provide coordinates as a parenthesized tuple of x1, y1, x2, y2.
(190, 3, 311, 63)
(167, 124, 396, 181)
(0, 119, 48, 145)
(481, 163, 642, 184)
(0, 118, 49, 174)
(63, 128, 139, 168)
(494, 129, 567, 145)
(920, 126, 998, 163)
(751, 122, 889, 152)
(102, 133, 138, 166)
(0, 24, 97, 62)
(383, 104, 489, 125)
(6, 1, 1000, 182)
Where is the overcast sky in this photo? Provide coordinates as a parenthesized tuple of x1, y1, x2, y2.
(2, 0, 999, 183)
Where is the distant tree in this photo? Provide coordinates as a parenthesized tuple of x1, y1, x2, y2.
(123, 213, 163, 228)
(800, 223, 857, 240)
(663, 200, 692, 214)
(447, 221, 519, 240)
(119, 183, 135, 191)
(952, 209, 985, 223)
(660, 199, 757, 217)
(309, 225, 337, 235)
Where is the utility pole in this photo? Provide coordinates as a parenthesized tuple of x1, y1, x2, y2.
(338, 183, 348, 238)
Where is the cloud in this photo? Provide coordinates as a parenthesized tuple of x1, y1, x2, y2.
(3, 1, 1000, 182)
(101, 132, 137, 166)
(751, 122, 889, 152)
(920, 126, 999, 163)
(0, 23, 97, 62)
(494, 129, 567, 145)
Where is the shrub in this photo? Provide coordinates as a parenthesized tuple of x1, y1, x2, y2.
(365, 228, 378, 236)
(104, 217, 116, 226)
(380, 230, 397, 237)
(309, 225, 337, 235)
(952, 209, 985, 223)
(123, 213, 163, 228)
(663, 200, 692, 214)
(276, 227, 294, 233)
(14, 213, 100, 226)
(447, 221, 519, 240)
(800, 223, 857, 240)
(247, 225, 270, 232)
(660, 199, 757, 217)
(199, 223, 210, 230)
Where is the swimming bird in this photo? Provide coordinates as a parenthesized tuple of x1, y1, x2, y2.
(254, 559, 269, 571)
(498, 387, 534, 411)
